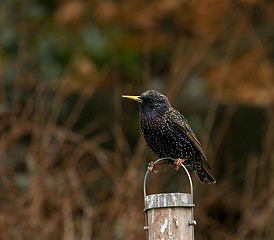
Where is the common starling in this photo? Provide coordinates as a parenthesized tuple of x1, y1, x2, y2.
(122, 90, 216, 184)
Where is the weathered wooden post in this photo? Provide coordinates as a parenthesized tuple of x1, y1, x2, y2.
(144, 158, 196, 240)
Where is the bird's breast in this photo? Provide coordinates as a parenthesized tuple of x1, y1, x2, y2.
(140, 117, 196, 159)
(140, 121, 167, 157)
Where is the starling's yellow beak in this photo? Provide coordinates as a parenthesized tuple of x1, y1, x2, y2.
(122, 95, 142, 103)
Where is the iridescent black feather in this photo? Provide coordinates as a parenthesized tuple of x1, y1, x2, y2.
(123, 90, 216, 184)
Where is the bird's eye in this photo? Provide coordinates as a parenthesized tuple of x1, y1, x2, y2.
(146, 98, 154, 104)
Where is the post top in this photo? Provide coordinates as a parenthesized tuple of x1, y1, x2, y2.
(144, 192, 195, 211)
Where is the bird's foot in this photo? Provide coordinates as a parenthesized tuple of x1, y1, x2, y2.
(147, 161, 159, 174)
(174, 158, 188, 171)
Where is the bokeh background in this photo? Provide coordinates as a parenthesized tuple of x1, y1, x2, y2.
(0, 0, 274, 239)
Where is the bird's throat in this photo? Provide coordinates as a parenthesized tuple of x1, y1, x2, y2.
(139, 110, 164, 129)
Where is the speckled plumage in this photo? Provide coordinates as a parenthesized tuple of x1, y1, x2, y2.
(123, 90, 216, 184)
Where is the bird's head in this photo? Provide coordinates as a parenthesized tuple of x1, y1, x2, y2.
(122, 90, 171, 121)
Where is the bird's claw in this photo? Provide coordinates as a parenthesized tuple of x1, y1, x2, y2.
(174, 158, 188, 171)
(147, 161, 159, 174)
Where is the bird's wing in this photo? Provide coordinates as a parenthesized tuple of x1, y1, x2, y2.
(167, 109, 211, 170)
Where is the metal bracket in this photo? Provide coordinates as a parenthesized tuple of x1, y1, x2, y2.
(188, 220, 197, 226)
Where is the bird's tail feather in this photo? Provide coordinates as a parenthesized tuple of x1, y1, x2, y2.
(194, 164, 216, 184)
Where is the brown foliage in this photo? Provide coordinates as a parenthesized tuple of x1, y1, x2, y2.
(0, 0, 274, 240)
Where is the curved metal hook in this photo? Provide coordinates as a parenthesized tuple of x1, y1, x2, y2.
(143, 157, 194, 204)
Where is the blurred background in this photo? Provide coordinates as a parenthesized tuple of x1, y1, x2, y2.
(0, 0, 274, 239)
